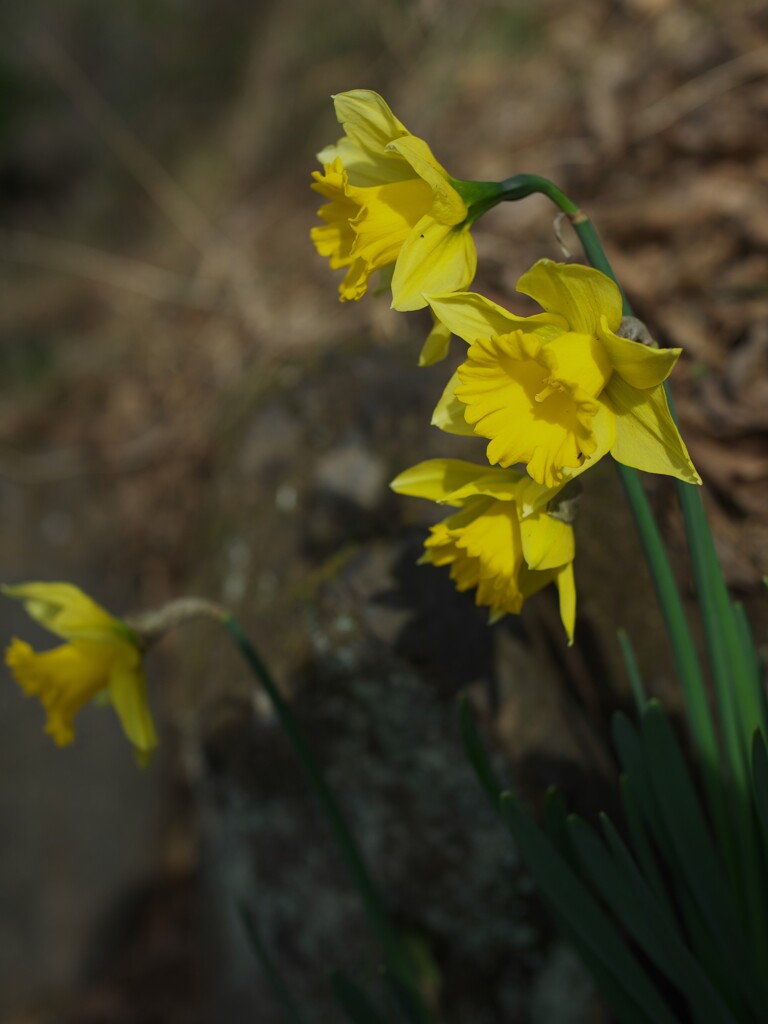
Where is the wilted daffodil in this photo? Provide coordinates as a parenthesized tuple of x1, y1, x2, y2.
(429, 259, 701, 489)
(311, 89, 500, 312)
(391, 458, 576, 642)
(3, 582, 157, 760)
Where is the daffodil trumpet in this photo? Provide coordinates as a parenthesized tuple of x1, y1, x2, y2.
(429, 259, 701, 490)
(311, 89, 503, 312)
(391, 458, 577, 642)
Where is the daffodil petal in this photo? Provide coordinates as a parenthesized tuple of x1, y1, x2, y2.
(419, 319, 452, 366)
(517, 259, 623, 335)
(331, 90, 409, 155)
(385, 135, 466, 224)
(446, 470, 525, 504)
(350, 179, 433, 267)
(606, 377, 701, 484)
(425, 292, 564, 346)
(454, 330, 598, 486)
(390, 458, 492, 504)
(317, 135, 406, 186)
(431, 372, 475, 435)
(555, 562, 577, 645)
(5, 638, 111, 746)
(516, 476, 565, 518)
(514, 401, 615, 505)
(398, 488, 576, 642)
(391, 218, 477, 312)
(600, 320, 681, 388)
(553, 399, 617, 486)
(520, 512, 575, 571)
(109, 658, 158, 758)
(2, 582, 118, 642)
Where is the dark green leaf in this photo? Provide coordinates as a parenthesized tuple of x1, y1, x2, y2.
(570, 814, 737, 1024)
(500, 792, 678, 1024)
(458, 695, 504, 805)
(239, 905, 309, 1024)
(331, 971, 389, 1024)
(641, 703, 766, 1013)
(751, 730, 768, 853)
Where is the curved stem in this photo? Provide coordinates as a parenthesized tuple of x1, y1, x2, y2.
(497, 175, 715, 748)
(499, 174, 621, 295)
(222, 614, 422, 996)
(492, 173, 737, 867)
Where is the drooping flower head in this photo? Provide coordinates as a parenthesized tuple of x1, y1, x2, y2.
(3, 582, 157, 761)
(391, 459, 576, 641)
(312, 90, 493, 312)
(428, 260, 701, 489)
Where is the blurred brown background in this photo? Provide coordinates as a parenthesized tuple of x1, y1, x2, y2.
(1, 1, 767, 1021)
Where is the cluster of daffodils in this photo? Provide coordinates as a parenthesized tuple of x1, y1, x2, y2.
(1, 89, 701, 756)
(313, 90, 700, 642)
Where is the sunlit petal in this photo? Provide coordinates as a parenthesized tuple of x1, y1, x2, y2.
(606, 378, 701, 484)
(431, 371, 475, 436)
(599, 319, 681, 389)
(390, 458, 495, 504)
(391, 218, 477, 311)
(520, 511, 575, 571)
(419, 317, 452, 366)
(393, 478, 577, 640)
(109, 657, 158, 759)
(555, 562, 577, 645)
(2, 581, 123, 642)
(386, 135, 466, 224)
(517, 259, 623, 335)
(331, 90, 409, 155)
(425, 291, 564, 346)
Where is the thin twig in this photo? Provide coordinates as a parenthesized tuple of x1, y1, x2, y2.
(635, 44, 768, 138)
(31, 36, 214, 248)
(0, 229, 229, 311)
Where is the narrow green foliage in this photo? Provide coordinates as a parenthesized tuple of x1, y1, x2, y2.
(751, 731, 768, 853)
(225, 616, 432, 1020)
(472, 174, 768, 1024)
(500, 793, 679, 1024)
(641, 702, 766, 1015)
(460, 704, 663, 1023)
(732, 603, 763, 710)
(615, 469, 723, 803)
(543, 785, 573, 861)
(612, 714, 671, 851)
(617, 629, 647, 714)
(331, 972, 389, 1024)
(458, 695, 504, 805)
(239, 905, 310, 1024)
(618, 776, 674, 920)
(570, 814, 737, 1024)
(677, 487, 746, 785)
(383, 969, 434, 1024)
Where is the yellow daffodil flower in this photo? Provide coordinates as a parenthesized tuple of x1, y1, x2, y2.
(3, 582, 157, 760)
(428, 259, 701, 489)
(391, 458, 576, 641)
(311, 90, 485, 312)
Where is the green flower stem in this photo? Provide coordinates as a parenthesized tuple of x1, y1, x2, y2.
(617, 628, 647, 715)
(498, 176, 716, 755)
(676, 483, 768, 964)
(495, 173, 739, 869)
(240, 904, 310, 1024)
(496, 174, 768, 954)
(499, 175, 622, 298)
(222, 614, 423, 1001)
